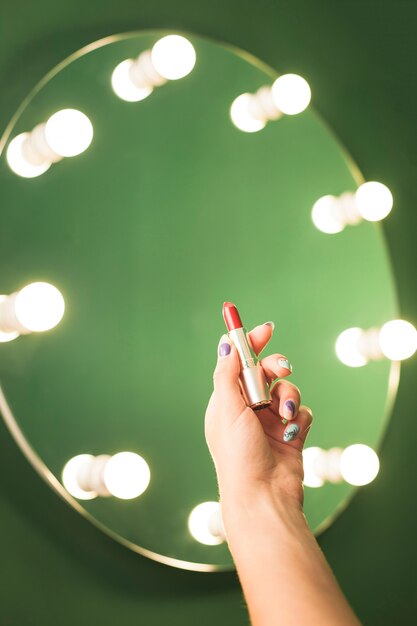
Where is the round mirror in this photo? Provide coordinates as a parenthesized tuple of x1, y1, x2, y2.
(0, 30, 398, 571)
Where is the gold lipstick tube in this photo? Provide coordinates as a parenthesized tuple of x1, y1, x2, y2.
(228, 327, 271, 410)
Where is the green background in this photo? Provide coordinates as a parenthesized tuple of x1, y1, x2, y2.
(0, 0, 416, 623)
(0, 30, 398, 569)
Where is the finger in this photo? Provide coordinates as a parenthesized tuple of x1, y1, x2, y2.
(281, 406, 313, 451)
(212, 334, 246, 416)
(258, 353, 293, 384)
(246, 321, 275, 357)
(269, 379, 301, 422)
(256, 404, 313, 450)
(257, 379, 300, 424)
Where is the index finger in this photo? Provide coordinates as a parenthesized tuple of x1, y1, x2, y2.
(246, 321, 275, 356)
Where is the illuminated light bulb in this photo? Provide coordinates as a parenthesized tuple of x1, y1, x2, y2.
(303, 445, 378, 487)
(188, 502, 225, 545)
(355, 181, 393, 222)
(379, 320, 417, 360)
(62, 454, 98, 500)
(340, 444, 380, 486)
(0, 296, 19, 342)
(252, 85, 283, 121)
(271, 73, 311, 115)
(111, 59, 153, 102)
(0, 329, 19, 342)
(44, 109, 93, 157)
(246, 86, 283, 123)
(103, 452, 150, 500)
(323, 447, 344, 483)
(229, 76, 309, 133)
(6, 133, 51, 178)
(302, 447, 325, 488)
(230, 94, 266, 133)
(312, 183, 393, 234)
(6, 110, 92, 178)
(311, 195, 344, 234)
(335, 328, 368, 367)
(14, 282, 65, 332)
(0, 282, 65, 335)
(336, 320, 417, 366)
(151, 35, 196, 80)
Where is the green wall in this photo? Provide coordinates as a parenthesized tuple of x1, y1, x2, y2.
(0, 1, 416, 623)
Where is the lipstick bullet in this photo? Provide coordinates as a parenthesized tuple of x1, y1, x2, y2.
(222, 302, 271, 410)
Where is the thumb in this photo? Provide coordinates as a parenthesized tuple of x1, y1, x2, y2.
(213, 334, 246, 414)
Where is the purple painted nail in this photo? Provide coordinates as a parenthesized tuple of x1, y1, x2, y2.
(218, 343, 231, 357)
(283, 400, 296, 419)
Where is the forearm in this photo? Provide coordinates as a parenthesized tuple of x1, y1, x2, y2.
(220, 487, 362, 626)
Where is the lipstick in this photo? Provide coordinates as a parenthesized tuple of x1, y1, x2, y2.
(223, 302, 271, 411)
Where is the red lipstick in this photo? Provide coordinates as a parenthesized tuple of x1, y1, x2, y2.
(222, 302, 271, 411)
(223, 302, 243, 331)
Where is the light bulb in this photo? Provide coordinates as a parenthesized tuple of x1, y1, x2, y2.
(355, 182, 393, 221)
(111, 59, 153, 102)
(62, 454, 98, 500)
(302, 447, 325, 487)
(0, 330, 19, 342)
(311, 195, 345, 233)
(230, 94, 266, 132)
(188, 502, 225, 545)
(13, 282, 65, 332)
(379, 319, 417, 360)
(0, 296, 19, 342)
(335, 327, 368, 367)
(151, 35, 196, 80)
(44, 109, 93, 157)
(6, 133, 51, 178)
(340, 444, 379, 486)
(103, 451, 150, 499)
(271, 73, 311, 115)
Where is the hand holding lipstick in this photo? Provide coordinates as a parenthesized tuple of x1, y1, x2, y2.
(205, 307, 313, 512)
(205, 309, 361, 626)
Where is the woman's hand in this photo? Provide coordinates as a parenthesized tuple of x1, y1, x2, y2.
(205, 323, 363, 626)
(205, 322, 313, 513)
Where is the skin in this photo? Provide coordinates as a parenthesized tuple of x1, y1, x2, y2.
(205, 323, 362, 626)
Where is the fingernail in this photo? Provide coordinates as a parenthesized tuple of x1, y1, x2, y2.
(264, 321, 275, 331)
(278, 358, 293, 372)
(283, 399, 296, 420)
(218, 335, 231, 357)
(283, 423, 300, 442)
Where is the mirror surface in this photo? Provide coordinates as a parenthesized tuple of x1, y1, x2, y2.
(0, 31, 398, 571)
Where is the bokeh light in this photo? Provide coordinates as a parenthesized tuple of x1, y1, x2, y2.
(379, 319, 417, 360)
(103, 452, 151, 500)
(340, 444, 380, 486)
(271, 73, 311, 115)
(151, 35, 196, 80)
(355, 181, 393, 221)
(111, 59, 153, 102)
(45, 109, 93, 157)
(14, 282, 65, 332)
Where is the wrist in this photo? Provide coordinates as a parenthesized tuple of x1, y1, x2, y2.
(219, 481, 308, 541)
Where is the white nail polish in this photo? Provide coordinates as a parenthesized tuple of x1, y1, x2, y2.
(278, 358, 292, 372)
(283, 423, 300, 442)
